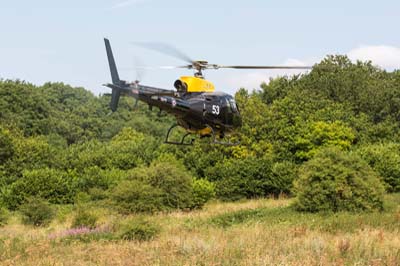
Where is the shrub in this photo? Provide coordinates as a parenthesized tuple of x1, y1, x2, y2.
(108, 128, 158, 169)
(356, 143, 400, 192)
(116, 218, 160, 241)
(110, 180, 163, 214)
(71, 209, 98, 229)
(6, 168, 74, 209)
(294, 121, 355, 161)
(206, 157, 277, 201)
(0, 126, 14, 165)
(129, 160, 194, 210)
(19, 198, 54, 226)
(0, 207, 9, 226)
(88, 187, 108, 201)
(190, 179, 216, 209)
(270, 161, 298, 195)
(76, 167, 126, 192)
(293, 147, 385, 212)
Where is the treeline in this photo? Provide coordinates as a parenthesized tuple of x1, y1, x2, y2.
(0, 55, 399, 215)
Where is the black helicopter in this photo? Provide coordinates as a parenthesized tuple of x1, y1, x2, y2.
(104, 38, 311, 145)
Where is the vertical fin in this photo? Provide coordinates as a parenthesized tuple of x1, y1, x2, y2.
(104, 38, 122, 112)
(104, 38, 120, 85)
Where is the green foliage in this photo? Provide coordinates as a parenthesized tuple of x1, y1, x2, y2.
(294, 121, 355, 161)
(19, 197, 54, 226)
(110, 180, 163, 214)
(190, 179, 216, 209)
(71, 209, 98, 229)
(183, 144, 226, 178)
(208, 208, 266, 228)
(2, 55, 400, 208)
(194, 195, 400, 233)
(130, 159, 194, 210)
(75, 167, 126, 192)
(356, 143, 400, 192)
(270, 161, 298, 194)
(4, 168, 74, 210)
(207, 157, 290, 201)
(87, 188, 108, 201)
(293, 147, 385, 212)
(0, 126, 14, 165)
(100, 127, 160, 171)
(0, 207, 9, 226)
(116, 218, 160, 241)
(109, 157, 196, 213)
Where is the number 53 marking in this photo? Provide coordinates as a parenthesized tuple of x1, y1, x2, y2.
(212, 105, 220, 115)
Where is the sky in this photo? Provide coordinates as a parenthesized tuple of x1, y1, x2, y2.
(1, 0, 400, 95)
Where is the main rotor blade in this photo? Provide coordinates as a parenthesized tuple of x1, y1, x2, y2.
(216, 65, 313, 69)
(132, 42, 194, 64)
(120, 65, 189, 70)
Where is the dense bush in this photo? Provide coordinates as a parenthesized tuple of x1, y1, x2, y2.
(270, 161, 298, 195)
(0, 207, 9, 226)
(71, 209, 98, 229)
(294, 121, 355, 161)
(110, 180, 163, 214)
(207, 157, 288, 201)
(129, 159, 194, 210)
(356, 143, 400, 192)
(116, 218, 160, 241)
(75, 167, 126, 192)
(190, 178, 216, 209)
(0, 126, 14, 165)
(19, 197, 54, 226)
(109, 158, 200, 213)
(2, 56, 400, 210)
(5, 168, 75, 209)
(293, 147, 385, 212)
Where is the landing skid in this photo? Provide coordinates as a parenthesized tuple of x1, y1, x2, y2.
(164, 124, 195, 146)
(164, 124, 240, 146)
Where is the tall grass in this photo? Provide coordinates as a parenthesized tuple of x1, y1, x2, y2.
(0, 194, 399, 265)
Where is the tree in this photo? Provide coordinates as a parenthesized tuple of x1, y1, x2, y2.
(294, 121, 355, 161)
(293, 147, 385, 212)
(356, 143, 400, 192)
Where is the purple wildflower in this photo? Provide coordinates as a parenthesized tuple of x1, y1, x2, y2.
(48, 225, 110, 239)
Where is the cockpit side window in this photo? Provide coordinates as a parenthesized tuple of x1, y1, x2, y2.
(225, 98, 232, 113)
(229, 98, 238, 113)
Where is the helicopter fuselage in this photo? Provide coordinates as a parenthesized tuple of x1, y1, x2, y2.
(118, 83, 242, 137)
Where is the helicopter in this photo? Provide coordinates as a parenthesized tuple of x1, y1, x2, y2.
(103, 38, 312, 145)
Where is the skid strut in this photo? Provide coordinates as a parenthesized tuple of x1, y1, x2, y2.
(164, 124, 195, 145)
(164, 124, 240, 146)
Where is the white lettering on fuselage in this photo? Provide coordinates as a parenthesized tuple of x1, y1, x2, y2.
(212, 105, 220, 115)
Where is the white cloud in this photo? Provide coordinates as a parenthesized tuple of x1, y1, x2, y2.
(111, 0, 149, 9)
(347, 45, 400, 69)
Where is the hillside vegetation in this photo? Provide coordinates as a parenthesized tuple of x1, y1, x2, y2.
(0, 55, 400, 264)
(1, 56, 400, 208)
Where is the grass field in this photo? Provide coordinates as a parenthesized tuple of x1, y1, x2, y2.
(1, 195, 399, 266)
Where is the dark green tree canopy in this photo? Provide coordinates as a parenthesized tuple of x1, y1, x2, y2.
(0, 55, 399, 212)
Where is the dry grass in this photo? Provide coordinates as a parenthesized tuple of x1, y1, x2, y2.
(1, 197, 399, 266)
